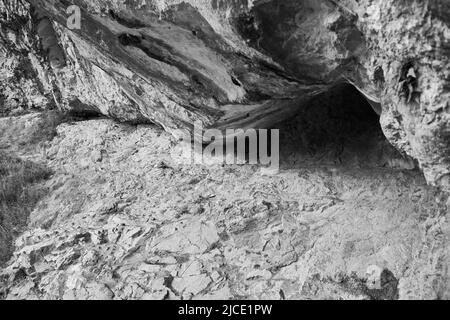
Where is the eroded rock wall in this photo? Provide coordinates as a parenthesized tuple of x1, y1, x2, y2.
(0, 1, 449, 187)
(0, 114, 449, 300)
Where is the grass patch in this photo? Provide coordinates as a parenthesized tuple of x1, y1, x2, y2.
(0, 152, 52, 265)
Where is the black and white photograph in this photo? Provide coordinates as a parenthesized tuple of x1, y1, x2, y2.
(0, 0, 449, 304)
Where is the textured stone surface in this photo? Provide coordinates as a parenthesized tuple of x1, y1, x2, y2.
(0, 114, 449, 300)
(1, 0, 450, 300)
(0, 0, 449, 191)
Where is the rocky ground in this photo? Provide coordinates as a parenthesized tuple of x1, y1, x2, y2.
(1, 0, 450, 191)
(0, 108, 448, 300)
(1, 0, 449, 300)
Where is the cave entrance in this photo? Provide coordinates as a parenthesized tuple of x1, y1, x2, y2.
(278, 83, 415, 170)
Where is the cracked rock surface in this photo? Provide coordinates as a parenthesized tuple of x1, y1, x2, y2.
(1, 0, 449, 191)
(1, 0, 450, 300)
(1, 113, 449, 300)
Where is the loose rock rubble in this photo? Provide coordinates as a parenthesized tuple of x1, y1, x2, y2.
(1, 0, 449, 191)
(1, 0, 449, 301)
(0, 116, 448, 300)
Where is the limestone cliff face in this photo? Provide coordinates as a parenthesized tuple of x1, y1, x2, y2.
(1, 0, 449, 191)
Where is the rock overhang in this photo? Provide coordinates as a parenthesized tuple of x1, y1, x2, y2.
(0, 0, 449, 191)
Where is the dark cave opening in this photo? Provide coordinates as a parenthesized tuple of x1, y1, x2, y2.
(278, 83, 416, 170)
(199, 83, 414, 172)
